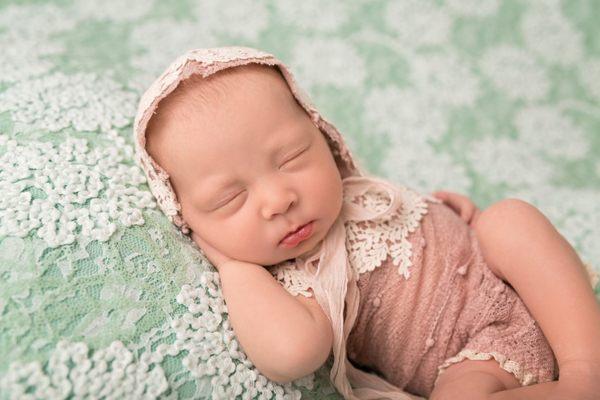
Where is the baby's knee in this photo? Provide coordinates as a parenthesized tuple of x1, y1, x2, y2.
(431, 359, 519, 400)
(472, 198, 541, 236)
(470, 199, 553, 278)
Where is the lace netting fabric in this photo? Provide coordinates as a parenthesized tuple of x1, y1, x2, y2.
(2, 30, 600, 400)
(0, 208, 331, 399)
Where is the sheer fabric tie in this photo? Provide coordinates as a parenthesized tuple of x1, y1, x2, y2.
(292, 175, 426, 400)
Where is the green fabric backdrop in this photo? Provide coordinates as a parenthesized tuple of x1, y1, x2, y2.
(1, 0, 599, 398)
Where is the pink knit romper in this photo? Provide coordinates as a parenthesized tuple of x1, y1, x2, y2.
(344, 200, 558, 398)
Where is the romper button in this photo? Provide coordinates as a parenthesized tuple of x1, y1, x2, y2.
(493, 284, 504, 293)
(373, 297, 381, 307)
(457, 265, 468, 275)
(425, 338, 435, 348)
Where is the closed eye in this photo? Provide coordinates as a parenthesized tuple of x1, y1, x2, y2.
(280, 147, 308, 169)
(213, 146, 310, 210)
(214, 190, 244, 209)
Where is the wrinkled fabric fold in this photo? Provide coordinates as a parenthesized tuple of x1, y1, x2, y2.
(293, 175, 427, 400)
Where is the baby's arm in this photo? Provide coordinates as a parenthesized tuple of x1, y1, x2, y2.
(218, 260, 333, 383)
(473, 200, 600, 398)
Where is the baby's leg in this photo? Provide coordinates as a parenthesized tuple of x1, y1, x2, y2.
(429, 359, 519, 400)
(430, 358, 582, 400)
(467, 199, 600, 399)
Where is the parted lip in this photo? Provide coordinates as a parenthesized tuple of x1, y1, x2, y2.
(280, 221, 312, 243)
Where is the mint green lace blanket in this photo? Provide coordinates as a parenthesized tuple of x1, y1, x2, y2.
(1, 1, 599, 399)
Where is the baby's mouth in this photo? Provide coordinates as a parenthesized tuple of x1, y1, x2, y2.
(279, 221, 315, 247)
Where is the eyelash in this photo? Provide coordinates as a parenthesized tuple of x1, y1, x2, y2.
(280, 148, 307, 168)
(214, 148, 308, 209)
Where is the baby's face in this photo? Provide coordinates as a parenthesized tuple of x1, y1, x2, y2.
(148, 66, 343, 266)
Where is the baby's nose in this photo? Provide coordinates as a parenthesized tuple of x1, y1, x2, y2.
(260, 185, 298, 219)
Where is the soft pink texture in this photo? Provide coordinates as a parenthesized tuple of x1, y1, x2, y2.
(344, 200, 559, 398)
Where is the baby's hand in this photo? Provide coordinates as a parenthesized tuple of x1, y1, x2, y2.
(192, 232, 234, 271)
(432, 190, 482, 226)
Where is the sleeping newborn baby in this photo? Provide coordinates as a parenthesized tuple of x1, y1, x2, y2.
(133, 47, 600, 400)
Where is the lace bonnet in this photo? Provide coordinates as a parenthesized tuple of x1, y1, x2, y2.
(132, 46, 364, 235)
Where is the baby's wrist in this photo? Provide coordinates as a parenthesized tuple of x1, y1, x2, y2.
(216, 260, 241, 272)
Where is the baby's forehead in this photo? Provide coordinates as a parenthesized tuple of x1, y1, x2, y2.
(145, 63, 314, 171)
(158, 65, 295, 134)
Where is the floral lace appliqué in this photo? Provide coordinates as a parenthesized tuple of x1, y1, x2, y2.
(345, 185, 431, 280)
(268, 260, 315, 298)
(0, 132, 156, 248)
(269, 185, 435, 297)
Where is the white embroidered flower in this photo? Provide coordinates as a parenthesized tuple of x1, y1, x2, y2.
(383, 144, 472, 196)
(192, 0, 269, 42)
(0, 3, 75, 85)
(514, 105, 587, 159)
(0, 72, 137, 133)
(0, 3, 77, 38)
(577, 58, 600, 101)
(171, 278, 314, 399)
(384, 0, 451, 48)
(273, 0, 350, 32)
(410, 51, 481, 107)
(464, 135, 554, 187)
(0, 132, 156, 248)
(0, 340, 169, 399)
(0, 32, 65, 84)
(521, 2, 583, 66)
(363, 86, 448, 144)
(290, 37, 366, 89)
(445, 0, 499, 17)
(71, 0, 155, 21)
(480, 45, 549, 101)
(129, 18, 218, 93)
(100, 283, 142, 307)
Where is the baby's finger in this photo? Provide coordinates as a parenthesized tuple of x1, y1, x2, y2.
(469, 209, 483, 226)
(432, 191, 451, 200)
(461, 203, 475, 222)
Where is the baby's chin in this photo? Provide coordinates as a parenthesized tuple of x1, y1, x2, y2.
(276, 238, 324, 266)
(257, 247, 317, 270)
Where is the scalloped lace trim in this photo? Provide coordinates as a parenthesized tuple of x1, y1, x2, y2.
(269, 184, 434, 297)
(344, 185, 429, 279)
(268, 260, 315, 297)
(435, 348, 538, 388)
